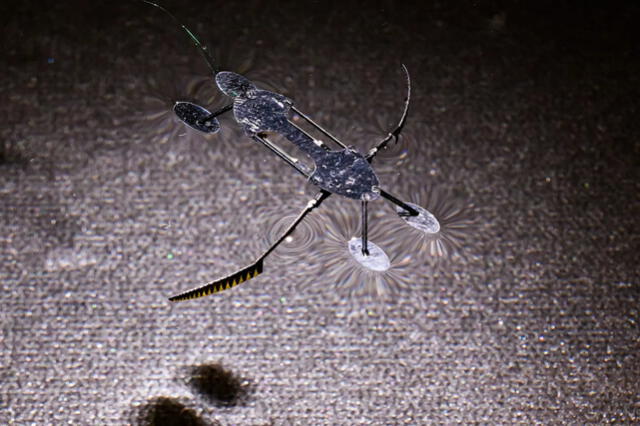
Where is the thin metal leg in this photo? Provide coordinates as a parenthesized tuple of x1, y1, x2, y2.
(378, 188, 419, 217)
(197, 103, 233, 125)
(361, 199, 370, 256)
(291, 106, 348, 150)
(251, 134, 313, 178)
(169, 190, 331, 301)
(262, 190, 331, 259)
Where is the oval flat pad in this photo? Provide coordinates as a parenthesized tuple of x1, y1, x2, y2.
(395, 202, 440, 234)
(173, 102, 221, 134)
(215, 72, 257, 98)
(348, 237, 390, 272)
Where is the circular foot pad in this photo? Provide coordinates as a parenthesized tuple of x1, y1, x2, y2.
(174, 101, 221, 134)
(396, 202, 440, 234)
(347, 237, 390, 272)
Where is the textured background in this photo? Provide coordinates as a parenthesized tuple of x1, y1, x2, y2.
(1, 0, 639, 424)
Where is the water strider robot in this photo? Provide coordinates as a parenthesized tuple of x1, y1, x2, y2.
(141, 1, 440, 301)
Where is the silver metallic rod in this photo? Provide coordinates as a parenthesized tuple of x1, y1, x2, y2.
(251, 134, 312, 177)
(361, 199, 369, 256)
(291, 106, 348, 150)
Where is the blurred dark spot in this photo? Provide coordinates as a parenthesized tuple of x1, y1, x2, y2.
(188, 363, 251, 407)
(0, 142, 30, 167)
(134, 397, 217, 426)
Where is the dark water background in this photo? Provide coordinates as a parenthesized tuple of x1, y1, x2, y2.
(1, 0, 638, 424)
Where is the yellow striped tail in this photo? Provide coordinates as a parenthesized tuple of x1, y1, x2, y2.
(168, 259, 264, 302)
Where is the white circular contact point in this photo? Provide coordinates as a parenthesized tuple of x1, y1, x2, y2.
(347, 238, 391, 272)
(396, 202, 440, 234)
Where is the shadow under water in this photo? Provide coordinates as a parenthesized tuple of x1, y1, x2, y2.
(134, 397, 216, 426)
(187, 363, 252, 408)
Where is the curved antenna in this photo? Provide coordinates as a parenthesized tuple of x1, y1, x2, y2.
(365, 64, 411, 161)
(141, 0, 219, 75)
(395, 64, 412, 137)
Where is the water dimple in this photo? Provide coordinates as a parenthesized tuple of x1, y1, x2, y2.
(263, 212, 323, 264)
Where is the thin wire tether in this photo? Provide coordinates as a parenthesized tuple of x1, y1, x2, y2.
(141, 1, 220, 75)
